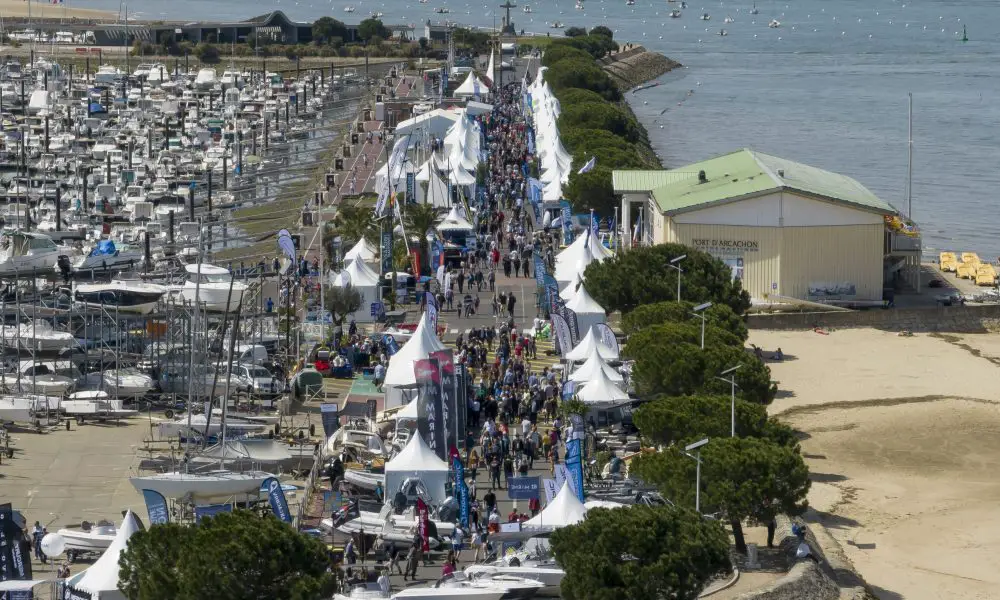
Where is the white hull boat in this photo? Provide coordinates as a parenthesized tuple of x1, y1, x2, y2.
(336, 587, 504, 600)
(343, 469, 384, 490)
(156, 413, 268, 438)
(103, 368, 155, 396)
(0, 231, 61, 277)
(464, 565, 565, 590)
(63, 391, 139, 419)
(2, 320, 75, 352)
(438, 572, 545, 599)
(332, 507, 455, 538)
(57, 522, 116, 559)
(181, 263, 247, 312)
(0, 397, 33, 422)
(74, 280, 168, 315)
(130, 469, 273, 500)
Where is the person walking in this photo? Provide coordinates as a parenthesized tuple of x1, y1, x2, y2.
(32, 522, 46, 564)
(404, 534, 422, 581)
(385, 540, 403, 575)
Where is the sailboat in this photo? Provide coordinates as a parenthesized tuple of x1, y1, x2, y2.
(962, 25, 968, 42)
(750, 1, 759, 14)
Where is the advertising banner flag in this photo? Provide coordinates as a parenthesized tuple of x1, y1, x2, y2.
(142, 489, 170, 525)
(430, 349, 461, 452)
(507, 477, 541, 500)
(0, 504, 31, 582)
(263, 477, 292, 523)
(542, 478, 558, 504)
(565, 439, 586, 503)
(320, 403, 340, 438)
(452, 456, 470, 527)
(414, 358, 446, 460)
(550, 313, 572, 357)
(416, 498, 430, 552)
(380, 231, 393, 274)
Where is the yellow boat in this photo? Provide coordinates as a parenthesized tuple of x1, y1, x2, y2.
(941, 258, 959, 272)
(976, 264, 997, 286)
(956, 263, 978, 279)
(940, 251, 957, 264)
(961, 252, 981, 265)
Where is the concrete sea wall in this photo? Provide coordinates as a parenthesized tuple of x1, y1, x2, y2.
(600, 45, 682, 90)
(747, 304, 1000, 333)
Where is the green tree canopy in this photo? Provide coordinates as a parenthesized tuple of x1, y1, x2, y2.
(621, 301, 748, 341)
(545, 57, 621, 101)
(564, 26, 588, 37)
(628, 321, 743, 356)
(551, 505, 730, 600)
(358, 18, 390, 42)
(561, 126, 642, 155)
(312, 17, 348, 45)
(631, 437, 811, 553)
(118, 511, 337, 600)
(403, 203, 440, 271)
(453, 28, 491, 53)
(324, 285, 364, 326)
(590, 25, 615, 39)
(564, 166, 616, 216)
(323, 205, 375, 265)
(582, 243, 752, 315)
(542, 44, 594, 68)
(559, 102, 640, 142)
(626, 330, 776, 404)
(634, 394, 797, 448)
(560, 34, 618, 58)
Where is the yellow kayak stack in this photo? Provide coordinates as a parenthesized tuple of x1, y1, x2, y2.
(941, 251, 998, 286)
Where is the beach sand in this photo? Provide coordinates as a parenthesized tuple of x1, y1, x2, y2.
(750, 328, 1000, 600)
(0, 0, 115, 20)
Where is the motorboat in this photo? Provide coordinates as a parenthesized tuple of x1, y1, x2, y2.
(335, 587, 504, 600)
(768, 18, 781, 27)
(181, 263, 247, 312)
(464, 564, 565, 591)
(343, 469, 384, 491)
(344, 5, 355, 12)
(625, 0, 634, 4)
(194, 68, 217, 90)
(1, 320, 75, 352)
(575, 0, 584, 9)
(62, 391, 138, 421)
(92, 368, 155, 397)
(523, 5, 532, 12)
(9, 361, 76, 396)
(74, 280, 168, 315)
(700, 12, 711, 20)
(750, 1, 759, 14)
(0, 397, 33, 423)
(0, 231, 62, 277)
(669, 10, 682, 18)
(323, 428, 387, 460)
(437, 572, 545, 599)
(156, 411, 269, 439)
(129, 469, 274, 501)
(56, 520, 117, 561)
(550, 21, 564, 28)
(434, 7, 449, 13)
(724, 15, 734, 23)
(331, 500, 456, 542)
(220, 70, 242, 89)
(719, 29, 728, 36)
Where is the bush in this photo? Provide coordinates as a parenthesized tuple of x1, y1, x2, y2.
(559, 101, 639, 142)
(549, 87, 606, 107)
(195, 44, 220, 64)
(563, 166, 616, 216)
(564, 26, 588, 37)
(590, 25, 614, 39)
(545, 57, 620, 101)
(541, 43, 593, 67)
(622, 301, 748, 341)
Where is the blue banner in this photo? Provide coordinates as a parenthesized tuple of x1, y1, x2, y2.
(141, 489, 170, 525)
(426, 292, 439, 334)
(507, 476, 541, 500)
(194, 504, 232, 523)
(543, 275, 560, 314)
(430, 239, 443, 270)
(560, 201, 573, 246)
(453, 456, 470, 527)
(264, 477, 292, 523)
(533, 255, 546, 288)
(406, 172, 416, 204)
(564, 439, 585, 502)
(320, 403, 340, 438)
(527, 127, 535, 156)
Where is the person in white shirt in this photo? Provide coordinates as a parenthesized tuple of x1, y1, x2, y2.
(377, 568, 391, 597)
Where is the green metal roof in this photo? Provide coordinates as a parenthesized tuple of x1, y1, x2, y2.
(614, 149, 896, 216)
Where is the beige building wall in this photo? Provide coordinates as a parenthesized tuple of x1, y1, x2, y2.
(666, 222, 884, 301)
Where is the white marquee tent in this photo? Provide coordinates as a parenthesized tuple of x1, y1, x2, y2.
(66, 511, 142, 600)
(524, 481, 587, 529)
(564, 283, 606, 332)
(384, 432, 450, 504)
(383, 312, 446, 407)
(454, 71, 488, 98)
(565, 326, 620, 362)
(569, 345, 624, 384)
(331, 257, 381, 323)
(576, 366, 630, 406)
(343, 237, 377, 264)
(437, 205, 474, 233)
(395, 108, 460, 140)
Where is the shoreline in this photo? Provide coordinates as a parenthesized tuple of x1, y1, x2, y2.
(0, 0, 116, 19)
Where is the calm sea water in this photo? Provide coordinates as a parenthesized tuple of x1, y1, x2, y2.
(73, 0, 1000, 259)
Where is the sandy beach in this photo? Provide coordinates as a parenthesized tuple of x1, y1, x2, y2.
(0, 0, 115, 20)
(750, 328, 1000, 600)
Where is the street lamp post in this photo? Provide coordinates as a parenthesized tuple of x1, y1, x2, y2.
(682, 438, 709, 514)
(669, 254, 686, 303)
(717, 365, 743, 437)
(692, 302, 713, 349)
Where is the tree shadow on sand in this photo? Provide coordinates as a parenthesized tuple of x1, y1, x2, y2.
(868, 585, 904, 600)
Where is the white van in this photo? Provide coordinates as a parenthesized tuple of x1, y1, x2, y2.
(231, 344, 268, 365)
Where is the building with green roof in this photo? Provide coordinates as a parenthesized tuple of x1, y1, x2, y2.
(613, 149, 921, 303)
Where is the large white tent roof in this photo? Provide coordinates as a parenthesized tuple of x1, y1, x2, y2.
(569, 346, 624, 384)
(454, 71, 488, 97)
(343, 237, 377, 263)
(383, 312, 446, 386)
(524, 481, 587, 528)
(394, 398, 420, 420)
(565, 326, 620, 362)
(70, 511, 142, 596)
(385, 431, 449, 472)
(577, 366, 630, 405)
(395, 108, 460, 139)
(564, 283, 605, 315)
(437, 205, 474, 232)
(554, 243, 592, 284)
(333, 255, 380, 287)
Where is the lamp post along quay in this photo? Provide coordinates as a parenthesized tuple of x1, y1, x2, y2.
(669, 254, 686, 303)
(683, 438, 709, 514)
(692, 302, 713, 349)
(717, 365, 742, 438)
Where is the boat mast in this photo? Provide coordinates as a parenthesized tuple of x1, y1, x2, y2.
(906, 92, 913, 220)
(186, 222, 204, 472)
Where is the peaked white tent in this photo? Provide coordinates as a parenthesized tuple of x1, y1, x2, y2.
(564, 283, 606, 332)
(588, 231, 615, 261)
(383, 312, 446, 407)
(485, 49, 496, 86)
(576, 367, 630, 406)
(67, 511, 142, 600)
(560, 274, 582, 301)
(393, 397, 420, 421)
(384, 432, 449, 504)
(454, 71, 488, 98)
(343, 237, 377, 264)
(524, 481, 587, 528)
(331, 258, 381, 323)
(395, 108, 460, 139)
(569, 345, 624, 384)
(565, 326, 620, 362)
(437, 205, 474, 232)
(555, 244, 593, 287)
